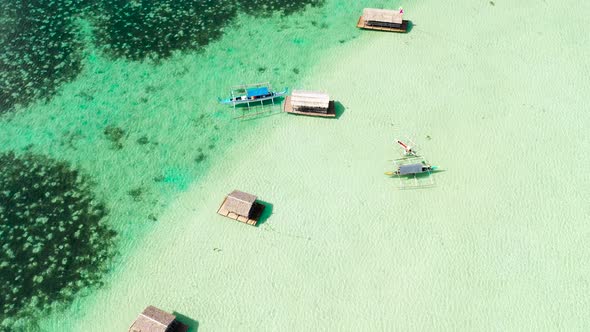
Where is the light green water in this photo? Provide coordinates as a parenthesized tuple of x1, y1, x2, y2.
(2, 0, 590, 330)
(0, 1, 366, 246)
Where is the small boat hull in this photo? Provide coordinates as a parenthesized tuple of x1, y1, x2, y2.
(219, 89, 288, 106)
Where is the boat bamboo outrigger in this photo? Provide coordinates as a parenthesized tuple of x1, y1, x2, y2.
(357, 8, 409, 33)
(283, 90, 335, 117)
(218, 82, 288, 119)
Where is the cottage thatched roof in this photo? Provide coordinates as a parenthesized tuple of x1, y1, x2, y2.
(129, 306, 176, 332)
(225, 190, 256, 217)
(363, 8, 403, 24)
(291, 90, 330, 109)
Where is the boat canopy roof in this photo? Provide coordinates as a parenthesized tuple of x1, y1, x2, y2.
(363, 8, 403, 24)
(291, 90, 330, 108)
(247, 87, 269, 97)
(399, 163, 423, 175)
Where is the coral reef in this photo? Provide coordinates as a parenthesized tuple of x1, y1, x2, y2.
(237, 0, 324, 16)
(0, 0, 87, 112)
(0, 0, 324, 111)
(92, 0, 236, 60)
(103, 125, 126, 150)
(127, 187, 144, 202)
(92, 0, 323, 61)
(0, 152, 116, 330)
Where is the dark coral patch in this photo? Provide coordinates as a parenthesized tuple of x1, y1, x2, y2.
(92, 0, 237, 61)
(127, 187, 144, 202)
(194, 152, 206, 163)
(136, 135, 150, 145)
(0, 0, 86, 112)
(0, 0, 325, 111)
(0, 152, 116, 329)
(237, 0, 324, 16)
(92, 0, 324, 61)
(103, 125, 126, 150)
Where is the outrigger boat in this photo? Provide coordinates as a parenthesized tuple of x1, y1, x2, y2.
(218, 82, 288, 118)
(386, 136, 439, 189)
(385, 161, 438, 177)
(385, 157, 438, 189)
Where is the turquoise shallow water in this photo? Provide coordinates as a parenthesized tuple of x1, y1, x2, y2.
(0, 0, 376, 329)
(2, 0, 590, 330)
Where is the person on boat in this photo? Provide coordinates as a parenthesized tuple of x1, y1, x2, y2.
(396, 139, 416, 156)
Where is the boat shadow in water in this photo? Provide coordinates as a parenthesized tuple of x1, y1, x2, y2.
(172, 311, 199, 332)
(392, 168, 446, 190)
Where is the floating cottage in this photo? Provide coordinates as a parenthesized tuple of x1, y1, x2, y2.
(217, 190, 266, 226)
(283, 90, 335, 117)
(129, 306, 188, 332)
(357, 8, 408, 33)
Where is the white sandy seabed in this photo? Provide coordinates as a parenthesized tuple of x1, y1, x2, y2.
(44, 0, 589, 330)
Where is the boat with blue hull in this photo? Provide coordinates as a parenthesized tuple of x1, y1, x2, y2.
(218, 82, 287, 119)
(218, 83, 288, 106)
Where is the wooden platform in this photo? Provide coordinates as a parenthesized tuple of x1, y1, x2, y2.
(283, 96, 336, 118)
(356, 16, 408, 33)
(217, 197, 264, 226)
